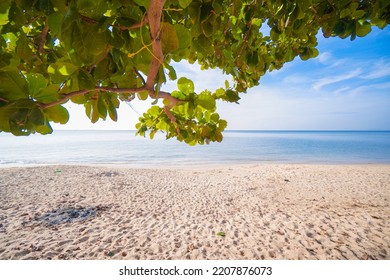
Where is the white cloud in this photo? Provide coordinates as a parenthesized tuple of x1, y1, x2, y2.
(315, 51, 332, 64)
(363, 60, 390, 80)
(282, 74, 309, 85)
(312, 68, 363, 91)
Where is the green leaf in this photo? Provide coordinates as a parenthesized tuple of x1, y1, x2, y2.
(133, 0, 149, 8)
(48, 62, 78, 83)
(85, 100, 100, 123)
(171, 90, 187, 100)
(0, 70, 28, 100)
(105, 95, 118, 122)
(210, 113, 220, 122)
(48, 13, 63, 35)
(72, 24, 108, 64)
(77, 70, 95, 90)
(224, 89, 240, 103)
(161, 22, 179, 54)
(340, 9, 351, 19)
(251, 18, 262, 27)
(43, 105, 69, 124)
(165, 64, 177, 80)
(196, 92, 216, 111)
(0, 99, 44, 136)
(356, 21, 371, 37)
(149, 105, 161, 117)
(0, 6, 9, 25)
(216, 231, 225, 237)
(156, 119, 167, 130)
(34, 84, 60, 103)
(177, 77, 194, 95)
(34, 0, 54, 14)
(36, 121, 53, 135)
(175, 24, 191, 50)
(137, 90, 148, 101)
(26, 73, 47, 97)
(15, 33, 33, 62)
(97, 94, 107, 120)
(179, 0, 191, 9)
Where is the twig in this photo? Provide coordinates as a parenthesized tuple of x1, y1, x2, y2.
(164, 106, 180, 135)
(38, 18, 49, 54)
(88, 44, 112, 73)
(112, 17, 149, 30)
(0, 97, 10, 103)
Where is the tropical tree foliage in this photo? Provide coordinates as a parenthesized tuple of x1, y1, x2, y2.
(0, 0, 388, 144)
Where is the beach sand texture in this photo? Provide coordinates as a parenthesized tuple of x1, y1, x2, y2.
(0, 164, 389, 260)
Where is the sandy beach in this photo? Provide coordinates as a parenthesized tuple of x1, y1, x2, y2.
(0, 164, 389, 260)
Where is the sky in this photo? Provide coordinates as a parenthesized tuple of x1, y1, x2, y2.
(54, 26, 390, 131)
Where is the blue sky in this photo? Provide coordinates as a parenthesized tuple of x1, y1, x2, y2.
(55, 26, 390, 131)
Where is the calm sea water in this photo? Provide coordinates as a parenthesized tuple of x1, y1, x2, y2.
(0, 130, 389, 166)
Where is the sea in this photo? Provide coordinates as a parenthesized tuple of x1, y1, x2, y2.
(0, 130, 390, 167)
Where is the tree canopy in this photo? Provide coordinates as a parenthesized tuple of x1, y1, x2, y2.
(0, 0, 389, 144)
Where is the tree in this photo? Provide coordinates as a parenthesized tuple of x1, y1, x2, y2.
(0, 0, 388, 145)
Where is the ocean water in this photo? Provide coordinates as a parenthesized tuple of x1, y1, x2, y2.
(0, 130, 389, 166)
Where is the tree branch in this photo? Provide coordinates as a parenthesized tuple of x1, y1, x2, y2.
(112, 17, 149, 30)
(0, 97, 10, 103)
(38, 86, 146, 109)
(145, 0, 165, 92)
(38, 18, 49, 54)
(158, 91, 180, 106)
(164, 106, 180, 135)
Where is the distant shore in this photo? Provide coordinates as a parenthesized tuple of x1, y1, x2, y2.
(1, 164, 389, 260)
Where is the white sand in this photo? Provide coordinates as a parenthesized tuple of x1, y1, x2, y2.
(0, 164, 389, 260)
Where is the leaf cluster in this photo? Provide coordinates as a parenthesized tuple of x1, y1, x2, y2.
(0, 0, 388, 143)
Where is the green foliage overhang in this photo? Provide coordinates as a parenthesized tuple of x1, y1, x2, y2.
(0, 0, 388, 144)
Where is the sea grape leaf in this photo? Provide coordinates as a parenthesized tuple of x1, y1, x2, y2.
(179, 0, 191, 9)
(356, 21, 371, 37)
(48, 13, 63, 36)
(175, 24, 191, 51)
(0, 69, 28, 100)
(36, 120, 53, 135)
(34, 84, 60, 103)
(47, 62, 78, 83)
(15, 33, 33, 62)
(43, 105, 69, 124)
(77, 70, 95, 90)
(97, 94, 107, 119)
(26, 73, 47, 97)
(104, 95, 118, 121)
(177, 77, 194, 95)
(196, 91, 216, 111)
(1, 99, 45, 136)
(149, 105, 161, 117)
(171, 90, 187, 100)
(161, 22, 179, 54)
(137, 90, 149, 101)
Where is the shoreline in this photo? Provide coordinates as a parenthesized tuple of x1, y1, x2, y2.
(1, 164, 389, 260)
(1, 161, 390, 170)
